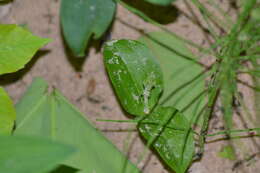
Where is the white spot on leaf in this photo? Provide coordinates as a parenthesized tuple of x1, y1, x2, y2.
(106, 40, 118, 46)
(132, 93, 139, 102)
(90, 5, 95, 11)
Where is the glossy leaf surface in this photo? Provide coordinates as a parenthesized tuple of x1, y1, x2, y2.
(14, 78, 140, 173)
(0, 87, 16, 135)
(143, 0, 176, 6)
(138, 106, 194, 173)
(0, 135, 75, 173)
(139, 32, 206, 123)
(60, 0, 116, 57)
(103, 39, 163, 116)
(0, 24, 50, 75)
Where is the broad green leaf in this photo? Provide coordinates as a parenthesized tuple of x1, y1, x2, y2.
(138, 106, 194, 173)
(0, 135, 75, 173)
(139, 32, 206, 123)
(103, 40, 163, 116)
(60, 0, 116, 57)
(217, 145, 236, 160)
(143, 0, 176, 6)
(14, 78, 140, 173)
(0, 87, 16, 135)
(0, 24, 50, 75)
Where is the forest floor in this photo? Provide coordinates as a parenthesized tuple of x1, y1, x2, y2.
(1, 0, 260, 172)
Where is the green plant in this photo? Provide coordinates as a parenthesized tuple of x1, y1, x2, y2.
(0, 24, 140, 173)
(103, 39, 196, 173)
(60, 0, 116, 57)
(1, 0, 260, 173)
(0, 24, 50, 135)
(100, 0, 260, 172)
(0, 24, 75, 172)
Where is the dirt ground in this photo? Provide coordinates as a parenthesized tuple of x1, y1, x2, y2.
(1, 0, 260, 172)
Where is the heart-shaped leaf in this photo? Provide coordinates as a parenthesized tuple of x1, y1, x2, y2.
(0, 135, 75, 173)
(60, 0, 116, 57)
(138, 106, 194, 173)
(14, 78, 140, 173)
(0, 87, 16, 135)
(103, 39, 163, 116)
(0, 24, 50, 75)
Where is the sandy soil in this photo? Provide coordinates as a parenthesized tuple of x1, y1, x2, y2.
(1, 0, 260, 172)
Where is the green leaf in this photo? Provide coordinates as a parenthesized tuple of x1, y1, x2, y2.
(0, 24, 50, 75)
(14, 78, 140, 173)
(139, 32, 206, 123)
(103, 39, 163, 116)
(0, 87, 16, 135)
(138, 106, 194, 173)
(143, 0, 176, 6)
(218, 145, 236, 160)
(60, 0, 116, 57)
(0, 135, 75, 173)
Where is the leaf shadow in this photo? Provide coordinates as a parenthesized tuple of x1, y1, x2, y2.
(123, 0, 179, 24)
(0, 50, 50, 86)
(0, 0, 13, 5)
(50, 165, 79, 173)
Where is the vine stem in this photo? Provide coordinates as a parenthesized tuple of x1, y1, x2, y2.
(206, 128, 260, 137)
(97, 119, 260, 138)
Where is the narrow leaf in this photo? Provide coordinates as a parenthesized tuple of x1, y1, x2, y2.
(60, 0, 116, 57)
(0, 24, 50, 75)
(0, 135, 75, 173)
(138, 106, 194, 173)
(0, 87, 16, 135)
(103, 39, 163, 116)
(14, 78, 140, 173)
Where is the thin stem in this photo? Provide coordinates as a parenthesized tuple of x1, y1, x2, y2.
(97, 118, 200, 136)
(228, 0, 257, 41)
(207, 0, 234, 28)
(114, 0, 215, 55)
(190, 0, 220, 40)
(198, 62, 221, 154)
(206, 128, 260, 137)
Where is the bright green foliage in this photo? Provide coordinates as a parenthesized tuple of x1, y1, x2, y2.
(14, 78, 140, 173)
(143, 0, 176, 6)
(0, 24, 50, 75)
(0, 87, 16, 135)
(139, 32, 206, 123)
(218, 145, 236, 160)
(104, 40, 163, 116)
(103, 39, 195, 173)
(0, 135, 75, 173)
(139, 106, 194, 173)
(60, 0, 116, 57)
